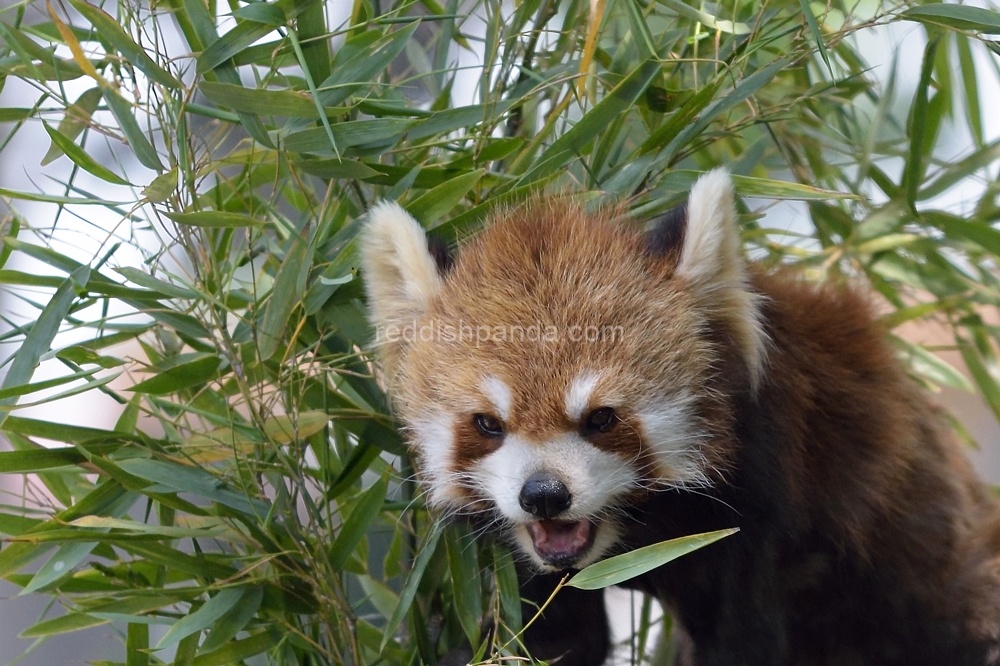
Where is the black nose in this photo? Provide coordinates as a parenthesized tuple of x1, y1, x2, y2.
(519, 472, 572, 519)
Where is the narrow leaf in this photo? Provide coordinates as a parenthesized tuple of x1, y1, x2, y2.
(128, 355, 221, 395)
(328, 476, 388, 571)
(68, 0, 180, 88)
(568, 529, 738, 590)
(163, 210, 264, 228)
(43, 123, 130, 184)
(381, 520, 444, 651)
(156, 587, 244, 649)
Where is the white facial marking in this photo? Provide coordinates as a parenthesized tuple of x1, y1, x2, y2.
(469, 432, 639, 567)
(481, 375, 512, 421)
(564, 370, 601, 421)
(410, 412, 465, 508)
(636, 391, 710, 487)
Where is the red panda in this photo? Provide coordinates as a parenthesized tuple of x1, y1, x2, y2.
(361, 169, 1000, 666)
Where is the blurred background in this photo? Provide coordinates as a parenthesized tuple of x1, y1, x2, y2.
(0, 1, 998, 664)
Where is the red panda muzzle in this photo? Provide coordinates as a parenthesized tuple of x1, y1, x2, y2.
(526, 518, 595, 567)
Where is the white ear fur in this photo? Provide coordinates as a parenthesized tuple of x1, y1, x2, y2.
(360, 202, 443, 375)
(677, 168, 767, 389)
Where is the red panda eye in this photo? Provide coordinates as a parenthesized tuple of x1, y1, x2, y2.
(584, 407, 617, 433)
(473, 413, 505, 438)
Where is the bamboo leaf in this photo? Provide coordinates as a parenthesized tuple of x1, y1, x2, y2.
(0, 264, 90, 425)
(102, 87, 164, 171)
(42, 123, 130, 184)
(568, 529, 738, 590)
(156, 587, 245, 649)
(128, 355, 221, 395)
(67, 0, 180, 88)
(190, 630, 281, 666)
(42, 87, 102, 165)
(901, 5, 1000, 33)
(199, 586, 264, 653)
(381, 520, 444, 651)
(199, 82, 321, 117)
(162, 210, 264, 228)
(904, 36, 940, 212)
(406, 170, 484, 224)
(328, 475, 388, 571)
(257, 237, 311, 361)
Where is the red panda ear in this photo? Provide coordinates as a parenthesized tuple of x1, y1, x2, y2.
(360, 202, 445, 375)
(670, 169, 768, 390)
(645, 203, 688, 264)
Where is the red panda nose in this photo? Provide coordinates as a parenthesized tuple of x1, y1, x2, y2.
(519, 472, 572, 519)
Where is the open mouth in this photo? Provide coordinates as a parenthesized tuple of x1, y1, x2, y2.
(525, 518, 596, 568)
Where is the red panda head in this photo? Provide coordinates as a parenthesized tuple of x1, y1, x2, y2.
(361, 169, 766, 571)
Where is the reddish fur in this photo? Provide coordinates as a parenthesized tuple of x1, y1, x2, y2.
(367, 194, 1000, 665)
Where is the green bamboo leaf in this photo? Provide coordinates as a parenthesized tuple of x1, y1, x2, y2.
(0, 513, 42, 536)
(142, 167, 178, 203)
(69, 516, 229, 538)
(493, 544, 522, 637)
(103, 88, 164, 171)
(21, 542, 99, 594)
(232, 3, 286, 25)
(893, 336, 974, 392)
(20, 611, 107, 637)
(313, 23, 420, 108)
(0, 482, 130, 582)
(42, 87, 102, 165)
(901, 4, 1000, 32)
(199, 586, 264, 653)
(282, 118, 414, 154)
(659, 171, 859, 200)
(115, 459, 269, 516)
(68, 0, 180, 88)
(2, 433, 72, 506)
(520, 59, 660, 183)
(799, 0, 833, 77)
(156, 587, 244, 649)
(357, 574, 399, 621)
(904, 36, 940, 212)
(199, 82, 320, 117)
(955, 34, 984, 149)
(0, 368, 100, 401)
(114, 266, 197, 299)
(664, 57, 792, 160)
(446, 526, 483, 646)
(128, 355, 221, 395)
(0, 444, 113, 474)
(406, 170, 484, 224)
(655, 0, 751, 33)
(162, 210, 264, 228)
(568, 529, 738, 590)
(258, 237, 311, 361)
(0, 108, 34, 122)
(927, 212, 1000, 257)
(21, 595, 188, 637)
(127, 623, 149, 666)
(6, 372, 121, 410)
(407, 102, 514, 141)
(328, 476, 388, 571)
(0, 187, 128, 205)
(190, 630, 281, 666)
(381, 520, 444, 651)
(197, 21, 273, 73)
(22, 490, 137, 594)
(0, 264, 90, 425)
(959, 331, 1000, 422)
(291, 158, 385, 180)
(1, 415, 140, 444)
